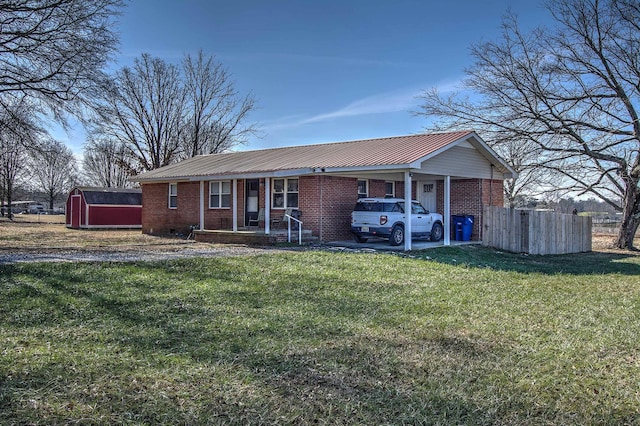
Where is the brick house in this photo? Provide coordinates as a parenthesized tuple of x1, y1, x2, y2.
(131, 131, 515, 250)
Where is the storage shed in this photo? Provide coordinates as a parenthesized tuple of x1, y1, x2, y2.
(66, 187, 142, 229)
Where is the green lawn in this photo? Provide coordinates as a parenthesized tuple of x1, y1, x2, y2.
(1, 246, 639, 424)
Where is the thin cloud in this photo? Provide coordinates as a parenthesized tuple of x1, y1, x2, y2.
(301, 88, 421, 124)
(303, 79, 464, 124)
(262, 78, 464, 133)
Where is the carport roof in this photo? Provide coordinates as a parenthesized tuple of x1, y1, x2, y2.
(131, 130, 515, 182)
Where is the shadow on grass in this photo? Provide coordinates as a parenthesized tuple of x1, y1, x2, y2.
(1, 256, 639, 424)
(414, 244, 640, 276)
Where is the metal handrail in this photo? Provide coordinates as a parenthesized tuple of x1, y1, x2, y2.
(285, 214, 303, 245)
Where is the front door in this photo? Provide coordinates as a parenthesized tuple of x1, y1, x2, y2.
(418, 181, 437, 213)
(245, 179, 259, 226)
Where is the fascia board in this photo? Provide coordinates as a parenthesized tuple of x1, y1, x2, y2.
(320, 164, 411, 174)
(189, 168, 313, 181)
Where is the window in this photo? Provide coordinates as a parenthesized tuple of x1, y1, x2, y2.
(210, 181, 231, 208)
(272, 178, 298, 209)
(357, 179, 368, 198)
(385, 181, 395, 198)
(168, 183, 177, 208)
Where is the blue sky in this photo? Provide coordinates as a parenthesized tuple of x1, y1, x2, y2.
(62, 0, 553, 154)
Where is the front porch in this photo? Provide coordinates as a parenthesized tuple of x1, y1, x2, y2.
(193, 227, 480, 250)
(194, 228, 317, 245)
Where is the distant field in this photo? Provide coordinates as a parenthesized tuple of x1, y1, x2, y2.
(1, 213, 65, 224)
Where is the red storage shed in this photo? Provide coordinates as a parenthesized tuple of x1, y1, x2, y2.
(66, 187, 142, 229)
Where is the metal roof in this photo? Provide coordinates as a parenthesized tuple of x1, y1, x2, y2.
(131, 131, 513, 182)
(74, 187, 142, 205)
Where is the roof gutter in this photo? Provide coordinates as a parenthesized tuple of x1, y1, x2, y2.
(131, 168, 316, 184)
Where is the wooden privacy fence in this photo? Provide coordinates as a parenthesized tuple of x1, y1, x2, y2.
(482, 206, 592, 255)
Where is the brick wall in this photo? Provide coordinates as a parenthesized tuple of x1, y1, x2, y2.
(142, 176, 504, 242)
(323, 176, 359, 241)
(142, 180, 245, 236)
(142, 182, 199, 236)
(435, 178, 504, 240)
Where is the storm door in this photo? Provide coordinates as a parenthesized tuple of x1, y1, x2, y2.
(245, 179, 259, 226)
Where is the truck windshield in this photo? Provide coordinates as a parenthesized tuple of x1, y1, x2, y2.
(397, 202, 427, 214)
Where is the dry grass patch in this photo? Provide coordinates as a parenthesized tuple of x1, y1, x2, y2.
(0, 217, 212, 254)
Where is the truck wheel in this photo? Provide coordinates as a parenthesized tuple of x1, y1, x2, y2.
(390, 225, 404, 246)
(430, 222, 444, 241)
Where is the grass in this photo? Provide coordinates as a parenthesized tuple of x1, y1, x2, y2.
(1, 246, 640, 424)
(0, 219, 198, 252)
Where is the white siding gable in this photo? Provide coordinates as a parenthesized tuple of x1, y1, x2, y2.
(420, 146, 495, 179)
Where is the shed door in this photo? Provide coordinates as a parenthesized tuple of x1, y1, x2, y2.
(71, 195, 81, 228)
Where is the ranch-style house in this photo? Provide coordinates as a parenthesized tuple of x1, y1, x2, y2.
(130, 130, 516, 250)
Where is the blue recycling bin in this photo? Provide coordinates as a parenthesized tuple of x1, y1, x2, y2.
(452, 215, 474, 241)
(452, 215, 464, 240)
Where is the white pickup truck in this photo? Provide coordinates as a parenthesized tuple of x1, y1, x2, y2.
(350, 198, 444, 246)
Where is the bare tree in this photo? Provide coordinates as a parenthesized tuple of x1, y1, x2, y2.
(0, 124, 29, 218)
(0, 0, 123, 120)
(418, 0, 640, 249)
(28, 138, 78, 210)
(0, 97, 40, 218)
(93, 54, 186, 171)
(182, 50, 258, 157)
(91, 52, 258, 172)
(82, 137, 136, 188)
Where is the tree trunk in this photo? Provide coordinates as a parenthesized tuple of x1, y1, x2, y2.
(6, 180, 13, 220)
(616, 218, 639, 250)
(615, 187, 640, 250)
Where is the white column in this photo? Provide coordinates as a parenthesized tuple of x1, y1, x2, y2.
(264, 177, 270, 234)
(199, 181, 205, 230)
(444, 175, 451, 246)
(232, 178, 238, 232)
(404, 170, 412, 251)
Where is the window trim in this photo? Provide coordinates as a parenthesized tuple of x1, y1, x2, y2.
(168, 183, 177, 209)
(209, 180, 231, 209)
(385, 181, 395, 198)
(272, 177, 299, 209)
(357, 179, 369, 198)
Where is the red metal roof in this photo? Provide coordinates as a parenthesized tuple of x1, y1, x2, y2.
(132, 131, 477, 182)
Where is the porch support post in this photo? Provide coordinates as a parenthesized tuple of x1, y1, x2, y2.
(264, 177, 270, 234)
(199, 180, 205, 231)
(444, 175, 451, 246)
(404, 170, 412, 251)
(232, 178, 238, 232)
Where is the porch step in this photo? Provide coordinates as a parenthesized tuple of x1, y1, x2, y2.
(194, 228, 318, 245)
